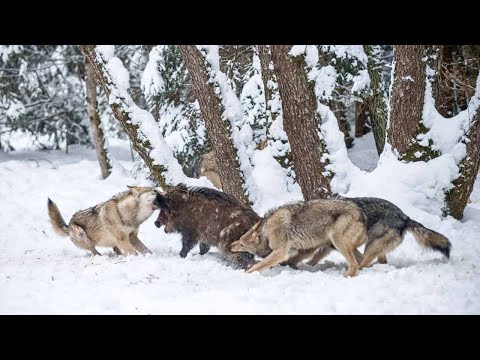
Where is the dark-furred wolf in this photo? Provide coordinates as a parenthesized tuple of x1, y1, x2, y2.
(47, 186, 159, 256)
(343, 196, 451, 269)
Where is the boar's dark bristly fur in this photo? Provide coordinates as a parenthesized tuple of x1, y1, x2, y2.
(154, 183, 260, 269)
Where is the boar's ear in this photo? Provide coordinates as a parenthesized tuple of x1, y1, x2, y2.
(154, 193, 169, 208)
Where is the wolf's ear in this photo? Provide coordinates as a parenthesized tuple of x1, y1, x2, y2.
(127, 185, 143, 196)
(245, 231, 260, 244)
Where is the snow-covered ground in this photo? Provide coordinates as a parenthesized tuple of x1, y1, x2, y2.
(1, 135, 479, 314)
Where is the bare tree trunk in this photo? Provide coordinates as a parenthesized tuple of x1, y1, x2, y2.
(179, 45, 249, 206)
(387, 45, 436, 161)
(79, 45, 168, 187)
(270, 45, 331, 200)
(364, 45, 387, 154)
(85, 58, 111, 179)
(445, 110, 480, 219)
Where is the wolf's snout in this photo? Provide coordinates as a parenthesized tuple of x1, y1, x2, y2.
(154, 220, 161, 228)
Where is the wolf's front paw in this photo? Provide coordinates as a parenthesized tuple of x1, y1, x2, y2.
(343, 268, 358, 278)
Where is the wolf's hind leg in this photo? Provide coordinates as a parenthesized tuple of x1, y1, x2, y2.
(307, 244, 334, 266)
(69, 223, 101, 256)
(284, 248, 317, 269)
(359, 230, 401, 270)
(353, 249, 364, 264)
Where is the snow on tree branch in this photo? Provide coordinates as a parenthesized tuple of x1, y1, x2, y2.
(90, 46, 212, 188)
(196, 45, 260, 202)
(289, 45, 362, 194)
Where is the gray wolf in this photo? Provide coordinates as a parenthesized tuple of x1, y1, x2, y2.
(47, 186, 159, 256)
(153, 184, 260, 269)
(230, 199, 366, 277)
(342, 197, 451, 269)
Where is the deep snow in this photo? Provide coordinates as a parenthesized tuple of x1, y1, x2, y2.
(0, 135, 479, 314)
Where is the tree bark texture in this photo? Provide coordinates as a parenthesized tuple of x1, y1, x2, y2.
(179, 45, 249, 206)
(364, 45, 388, 154)
(79, 45, 168, 187)
(271, 45, 331, 200)
(387, 45, 434, 160)
(85, 58, 111, 179)
(257, 45, 292, 166)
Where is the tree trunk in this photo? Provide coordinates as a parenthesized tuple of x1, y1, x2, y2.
(355, 101, 369, 138)
(85, 58, 111, 179)
(433, 45, 480, 118)
(258, 45, 273, 106)
(79, 45, 168, 187)
(179, 46, 249, 206)
(364, 45, 388, 154)
(219, 45, 253, 97)
(445, 109, 480, 219)
(257, 45, 292, 167)
(387, 45, 435, 161)
(270, 45, 331, 200)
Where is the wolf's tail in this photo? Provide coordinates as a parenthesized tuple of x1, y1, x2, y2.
(47, 198, 69, 237)
(406, 219, 451, 259)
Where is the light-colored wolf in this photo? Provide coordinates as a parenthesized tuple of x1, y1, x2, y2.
(231, 199, 366, 277)
(47, 186, 159, 256)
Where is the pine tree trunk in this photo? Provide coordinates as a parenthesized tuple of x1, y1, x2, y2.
(179, 45, 249, 206)
(364, 45, 387, 154)
(387, 45, 432, 160)
(85, 58, 111, 179)
(270, 45, 331, 200)
(79, 45, 168, 187)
